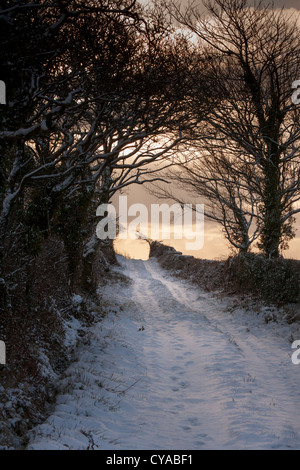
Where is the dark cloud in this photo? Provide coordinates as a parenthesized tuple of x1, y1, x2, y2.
(177, 0, 300, 11)
(264, 0, 300, 8)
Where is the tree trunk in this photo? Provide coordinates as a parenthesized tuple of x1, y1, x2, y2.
(260, 158, 282, 258)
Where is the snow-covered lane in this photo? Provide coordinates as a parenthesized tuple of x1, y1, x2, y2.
(27, 256, 300, 450)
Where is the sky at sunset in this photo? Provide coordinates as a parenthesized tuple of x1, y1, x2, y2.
(112, 184, 300, 260)
(112, 0, 300, 261)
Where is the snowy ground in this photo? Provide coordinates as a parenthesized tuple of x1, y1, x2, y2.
(27, 255, 300, 450)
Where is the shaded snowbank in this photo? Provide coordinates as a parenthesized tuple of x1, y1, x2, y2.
(0, 237, 114, 449)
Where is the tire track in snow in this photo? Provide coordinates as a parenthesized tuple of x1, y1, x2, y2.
(132, 258, 300, 449)
(27, 256, 300, 450)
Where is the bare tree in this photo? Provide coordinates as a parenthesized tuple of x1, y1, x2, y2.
(170, 0, 300, 258)
(150, 139, 261, 253)
(0, 0, 211, 292)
